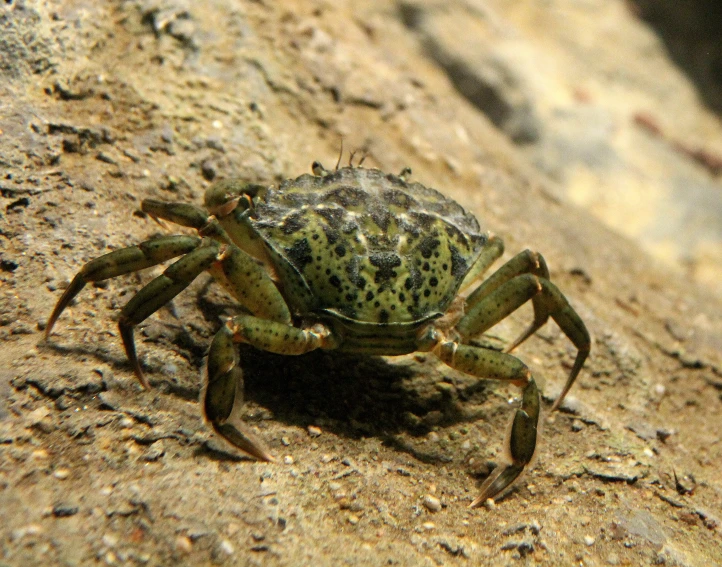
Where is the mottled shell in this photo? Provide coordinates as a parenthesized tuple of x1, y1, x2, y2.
(250, 167, 487, 325)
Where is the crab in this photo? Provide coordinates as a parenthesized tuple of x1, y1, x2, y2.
(45, 162, 590, 505)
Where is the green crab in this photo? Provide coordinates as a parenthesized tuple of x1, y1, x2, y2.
(46, 162, 590, 505)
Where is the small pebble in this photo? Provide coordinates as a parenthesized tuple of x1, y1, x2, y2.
(657, 428, 673, 442)
(606, 552, 620, 565)
(216, 539, 234, 556)
(206, 136, 225, 151)
(201, 160, 216, 181)
(307, 425, 322, 437)
(348, 514, 359, 525)
(160, 127, 174, 144)
(422, 522, 435, 531)
(52, 503, 79, 517)
(175, 536, 192, 553)
(53, 468, 70, 480)
(142, 442, 165, 462)
(283, 455, 294, 465)
(584, 535, 595, 546)
(27, 407, 50, 426)
(423, 495, 442, 512)
(161, 363, 178, 375)
(11, 524, 42, 541)
(320, 454, 332, 463)
(281, 436, 291, 446)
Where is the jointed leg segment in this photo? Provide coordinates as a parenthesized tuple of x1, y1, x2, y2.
(425, 249, 590, 503)
(457, 234, 505, 293)
(435, 340, 540, 505)
(45, 235, 202, 340)
(204, 315, 331, 461)
(118, 241, 223, 387)
(45, 196, 294, 391)
(458, 250, 590, 409)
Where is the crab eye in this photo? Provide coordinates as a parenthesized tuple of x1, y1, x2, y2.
(312, 161, 328, 176)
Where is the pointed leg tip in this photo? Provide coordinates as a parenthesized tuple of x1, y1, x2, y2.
(245, 442, 276, 463)
(136, 373, 151, 390)
(471, 463, 526, 508)
(130, 361, 151, 389)
(44, 313, 61, 340)
(212, 422, 275, 463)
(131, 358, 150, 390)
(469, 496, 489, 509)
(551, 382, 574, 412)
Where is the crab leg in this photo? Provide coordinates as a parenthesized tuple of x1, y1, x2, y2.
(463, 250, 551, 351)
(142, 199, 235, 245)
(207, 246, 291, 324)
(141, 200, 210, 229)
(457, 270, 590, 410)
(45, 235, 203, 338)
(434, 341, 540, 505)
(205, 315, 332, 461)
(144, 187, 275, 270)
(457, 235, 505, 292)
(118, 241, 222, 387)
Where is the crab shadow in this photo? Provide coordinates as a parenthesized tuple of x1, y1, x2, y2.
(39, 283, 498, 465)
(41, 329, 495, 466)
(234, 344, 495, 459)
(191, 283, 497, 458)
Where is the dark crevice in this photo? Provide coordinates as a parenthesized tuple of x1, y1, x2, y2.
(631, 0, 722, 113)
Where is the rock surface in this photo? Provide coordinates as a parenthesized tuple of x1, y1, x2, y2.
(1, 0, 721, 565)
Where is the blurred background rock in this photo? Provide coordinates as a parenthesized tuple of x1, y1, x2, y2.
(402, 0, 722, 294)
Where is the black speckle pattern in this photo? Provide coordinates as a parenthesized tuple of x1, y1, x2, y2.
(284, 238, 313, 270)
(369, 252, 402, 284)
(251, 166, 486, 323)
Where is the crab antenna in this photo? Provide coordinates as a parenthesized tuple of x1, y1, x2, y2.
(335, 138, 344, 171)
